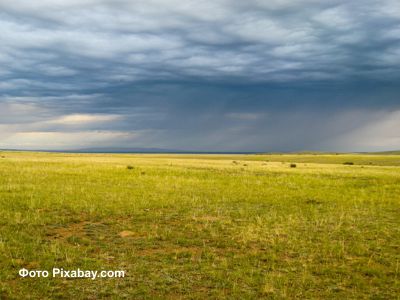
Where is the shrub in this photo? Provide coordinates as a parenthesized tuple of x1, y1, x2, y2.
(306, 199, 322, 205)
(343, 162, 354, 165)
(127, 165, 134, 170)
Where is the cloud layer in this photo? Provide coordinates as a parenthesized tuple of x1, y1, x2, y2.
(1, 0, 399, 151)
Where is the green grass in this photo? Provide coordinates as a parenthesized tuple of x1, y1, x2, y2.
(0, 151, 399, 299)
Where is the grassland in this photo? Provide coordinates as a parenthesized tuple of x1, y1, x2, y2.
(0, 151, 399, 299)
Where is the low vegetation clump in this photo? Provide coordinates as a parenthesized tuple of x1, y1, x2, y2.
(0, 151, 399, 299)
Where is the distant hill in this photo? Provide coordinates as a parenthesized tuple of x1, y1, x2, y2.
(366, 150, 400, 155)
(74, 147, 182, 153)
(1, 148, 399, 155)
(0, 147, 182, 154)
(73, 148, 256, 154)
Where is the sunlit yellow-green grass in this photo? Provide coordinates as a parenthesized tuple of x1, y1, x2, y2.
(0, 151, 399, 299)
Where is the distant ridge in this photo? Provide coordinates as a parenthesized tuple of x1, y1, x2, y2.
(75, 147, 181, 153)
(366, 150, 400, 155)
(0, 147, 257, 154)
(73, 147, 258, 154)
(1, 148, 399, 155)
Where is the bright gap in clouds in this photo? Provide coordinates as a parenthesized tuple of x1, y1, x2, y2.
(0, 131, 141, 151)
(49, 114, 122, 125)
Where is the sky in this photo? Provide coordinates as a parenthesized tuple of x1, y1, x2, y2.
(0, 0, 399, 152)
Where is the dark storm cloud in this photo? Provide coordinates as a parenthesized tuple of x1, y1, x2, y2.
(0, 0, 399, 151)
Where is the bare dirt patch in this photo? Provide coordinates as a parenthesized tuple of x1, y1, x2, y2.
(118, 230, 136, 238)
(46, 221, 106, 240)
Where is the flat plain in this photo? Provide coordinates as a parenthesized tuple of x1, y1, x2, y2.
(0, 151, 399, 299)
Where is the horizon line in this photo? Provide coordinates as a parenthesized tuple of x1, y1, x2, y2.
(1, 148, 399, 155)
